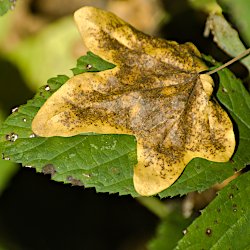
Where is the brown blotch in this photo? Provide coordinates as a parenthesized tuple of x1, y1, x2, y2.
(42, 164, 56, 176)
(231, 184, 239, 191)
(67, 176, 84, 186)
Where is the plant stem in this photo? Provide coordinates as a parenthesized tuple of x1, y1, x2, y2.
(136, 196, 171, 219)
(206, 48, 250, 75)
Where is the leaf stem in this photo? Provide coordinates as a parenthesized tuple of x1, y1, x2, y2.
(206, 48, 250, 75)
(136, 197, 171, 219)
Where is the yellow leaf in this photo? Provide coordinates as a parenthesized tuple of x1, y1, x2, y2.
(32, 7, 235, 196)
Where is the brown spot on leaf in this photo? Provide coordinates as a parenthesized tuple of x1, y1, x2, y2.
(42, 164, 56, 176)
(67, 176, 84, 186)
(231, 184, 239, 191)
(31, 7, 235, 196)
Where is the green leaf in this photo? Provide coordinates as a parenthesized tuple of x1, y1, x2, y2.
(148, 209, 193, 250)
(0, 74, 137, 196)
(218, 0, 250, 46)
(0, 0, 13, 16)
(175, 171, 250, 249)
(0, 108, 18, 194)
(216, 70, 250, 169)
(159, 159, 235, 198)
(0, 53, 249, 197)
(71, 51, 116, 75)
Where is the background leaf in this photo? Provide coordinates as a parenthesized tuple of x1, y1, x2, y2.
(175, 171, 250, 249)
(0, 0, 13, 16)
(204, 13, 250, 72)
(148, 209, 193, 250)
(218, 0, 250, 46)
(4, 16, 81, 90)
(0, 53, 249, 197)
(0, 108, 18, 194)
(71, 51, 116, 75)
(188, 0, 221, 14)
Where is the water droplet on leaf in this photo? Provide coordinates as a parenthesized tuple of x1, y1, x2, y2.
(45, 85, 51, 91)
(182, 229, 188, 235)
(6, 133, 18, 142)
(222, 88, 228, 93)
(2, 153, 10, 161)
(232, 204, 237, 212)
(29, 133, 36, 138)
(86, 64, 92, 70)
(82, 173, 91, 178)
(90, 144, 98, 149)
(205, 228, 212, 236)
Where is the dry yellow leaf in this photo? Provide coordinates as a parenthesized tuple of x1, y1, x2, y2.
(32, 6, 235, 196)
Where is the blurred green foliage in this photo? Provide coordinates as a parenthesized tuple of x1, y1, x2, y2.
(0, 108, 18, 195)
(1, 17, 80, 90)
(218, 0, 250, 46)
(0, 0, 13, 16)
